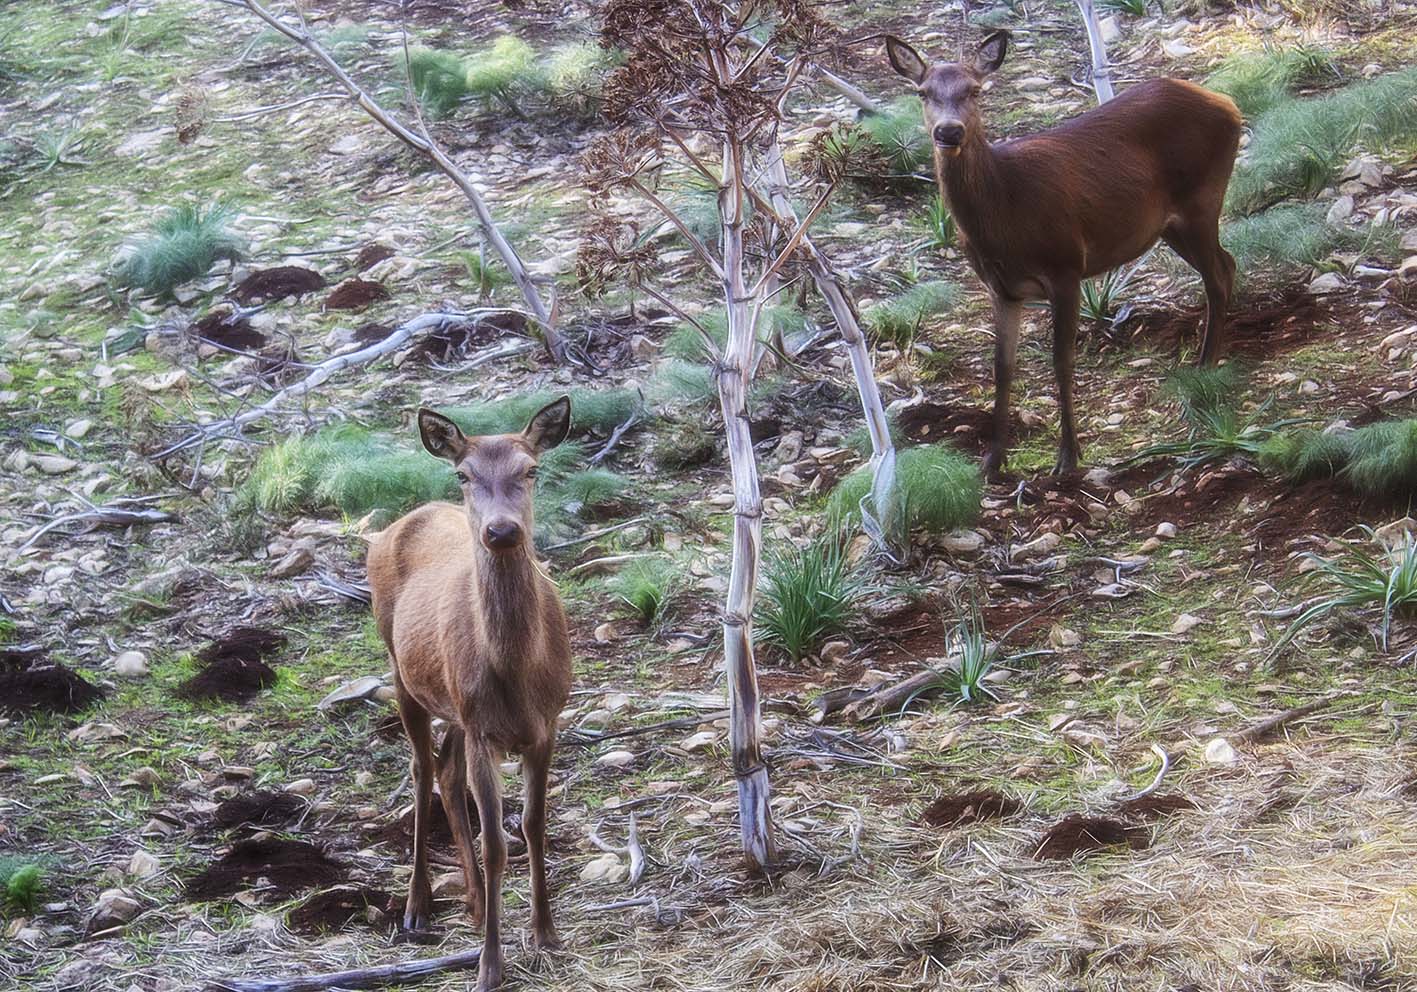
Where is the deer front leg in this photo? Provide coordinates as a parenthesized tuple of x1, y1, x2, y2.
(466, 736, 506, 992)
(1049, 280, 1083, 475)
(983, 295, 1023, 481)
(396, 688, 436, 933)
(436, 726, 485, 929)
(522, 737, 560, 950)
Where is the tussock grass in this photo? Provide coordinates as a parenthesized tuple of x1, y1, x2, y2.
(647, 359, 718, 408)
(1221, 203, 1384, 275)
(859, 97, 932, 175)
(830, 444, 982, 536)
(607, 557, 680, 625)
(1163, 364, 1248, 422)
(756, 535, 860, 663)
(1343, 419, 1417, 497)
(1275, 526, 1417, 655)
(443, 387, 636, 438)
(920, 195, 956, 250)
(1257, 428, 1350, 482)
(407, 46, 470, 117)
(1207, 43, 1341, 118)
(864, 280, 958, 350)
(114, 203, 244, 297)
(1227, 68, 1417, 216)
(1, 858, 44, 914)
(1079, 267, 1137, 326)
(406, 37, 614, 119)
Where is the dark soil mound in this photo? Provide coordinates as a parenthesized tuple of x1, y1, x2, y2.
(0, 660, 104, 715)
(352, 243, 395, 272)
(894, 402, 1034, 456)
(408, 310, 524, 362)
(922, 789, 1024, 828)
(324, 278, 389, 311)
(213, 790, 305, 829)
(1, 644, 47, 669)
(232, 266, 327, 305)
(190, 310, 266, 351)
(1131, 288, 1335, 359)
(353, 321, 394, 345)
(1116, 793, 1198, 821)
(185, 838, 344, 900)
(177, 627, 285, 702)
(1032, 814, 1149, 860)
(287, 886, 397, 936)
(1250, 476, 1382, 558)
(376, 794, 482, 854)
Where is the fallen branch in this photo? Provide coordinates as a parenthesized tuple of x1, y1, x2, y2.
(1231, 692, 1350, 744)
(1117, 744, 1170, 802)
(208, 950, 482, 992)
(588, 813, 646, 884)
(842, 670, 945, 723)
(18, 504, 174, 554)
(589, 402, 644, 466)
(154, 313, 531, 459)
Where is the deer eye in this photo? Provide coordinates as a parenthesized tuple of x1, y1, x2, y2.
(454, 470, 469, 485)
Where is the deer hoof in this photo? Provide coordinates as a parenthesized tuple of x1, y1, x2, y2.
(476, 955, 504, 992)
(533, 929, 563, 952)
(982, 450, 1007, 483)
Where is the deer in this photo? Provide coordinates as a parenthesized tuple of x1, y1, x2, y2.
(885, 30, 1243, 479)
(367, 397, 574, 992)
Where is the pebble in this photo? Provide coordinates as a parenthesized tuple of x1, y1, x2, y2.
(269, 547, 314, 579)
(679, 731, 718, 753)
(578, 852, 627, 884)
(595, 749, 636, 769)
(1154, 521, 1177, 539)
(31, 454, 77, 475)
(112, 650, 148, 677)
(283, 778, 317, 796)
(126, 850, 160, 879)
(1171, 613, 1204, 635)
(1203, 738, 1237, 765)
(941, 530, 985, 555)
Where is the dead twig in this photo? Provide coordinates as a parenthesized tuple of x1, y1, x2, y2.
(207, 949, 482, 992)
(588, 813, 646, 884)
(18, 505, 175, 554)
(1117, 744, 1170, 802)
(1231, 692, 1352, 744)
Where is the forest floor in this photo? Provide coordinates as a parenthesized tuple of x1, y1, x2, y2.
(3, 1, 1417, 991)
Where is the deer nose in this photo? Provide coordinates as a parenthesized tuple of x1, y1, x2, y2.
(483, 520, 523, 550)
(933, 122, 965, 148)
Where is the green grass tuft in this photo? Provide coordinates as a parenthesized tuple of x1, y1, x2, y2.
(1342, 419, 1417, 498)
(864, 280, 958, 351)
(1227, 68, 1417, 216)
(1, 859, 44, 914)
(1221, 203, 1385, 275)
(606, 557, 679, 625)
(920, 195, 956, 250)
(756, 535, 861, 663)
(1162, 364, 1248, 422)
(858, 96, 932, 175)
(114, 203, 243, 297)
(1274, 526, 1417, 655)
(830, 444, 982, 536)
(407, 46, 470, 117)
(1257, 428, 1350, 482)
(1207, 43, 1341, 118)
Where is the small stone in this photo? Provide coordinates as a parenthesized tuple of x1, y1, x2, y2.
(594, 622, 618, 643)
(628, 334, 658, 361)
(820, 640, 851, 664)
(1012, 531, 1061, 561)
(31, 454, 78, 475)
(127, 850, 160, 879)
(772, 430, 804, 465)
(283, 778, 317, 796)
(1048, 626, 1082, 649)
(65, 418, 93, 439)
(119, 767, 160, 789)
(328, 134, 362, 155)
(1203, 738, 1237, 765)
(269, 547, 314, 579)
(112, 650, 148, 677)
(579, 709, 613, 730)
(1138, 537, 1163, 554)
(595, 749, 636, 769)
(1308, 272, 1346, 295)
(354, 771, 375, 787)
(941, 530, 984, 555)
(431, 871, 466, 897)
(316, 676, 385, 710)
(1154, 521, 1177, 539)
(1326, 195, 1355, 225)
(91, 888, 142, 930)
(1171, 613, 1204, 635)
(680, 731, 718, 753)
(578, 852, 627, 884)
(602, 692, 632, 712)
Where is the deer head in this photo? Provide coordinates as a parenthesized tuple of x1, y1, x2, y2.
(417, 397, 571, 554)
(885, 31, 1010, 157)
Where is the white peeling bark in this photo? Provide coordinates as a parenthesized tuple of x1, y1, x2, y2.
(1075, 0, 1116, 103)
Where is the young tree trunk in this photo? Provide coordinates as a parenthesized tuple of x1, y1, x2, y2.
(716, 136, 776, 872)
(219, 0, 566, 362)
(1075, 0, 1116, 103)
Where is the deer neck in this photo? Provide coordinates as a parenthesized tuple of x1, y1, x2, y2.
(470, 545, 541, 664)
(935, 127, 1004, 252)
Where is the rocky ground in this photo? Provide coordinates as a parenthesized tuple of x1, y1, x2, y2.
(3, 1, 1417, 990)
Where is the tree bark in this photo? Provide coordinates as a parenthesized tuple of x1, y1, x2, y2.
(215, 0, 565, 361)
(1075, 0, 1116, 103)
(716, 135, 777, 872)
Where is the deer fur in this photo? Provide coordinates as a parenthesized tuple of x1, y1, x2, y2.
(887, 30, 1243, 478)
(367, 397, 573, 992)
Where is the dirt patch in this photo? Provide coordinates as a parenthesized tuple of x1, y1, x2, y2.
(894, 402, 1034, 456)
(352, 243, 395, 272)
(1125, 464, 1263, 531)
(354, 321, 394, 345)
(231, 266, 327, 304)
(0, 658, 104, 715)
(921, 789, 1024, 828)
(407, 310, 525, 362)
(376, 794, 481, 854)
(324, 278, 390, 311)
(1116, 793, 1198, 820)
(190, 310, 266, 352)
(287, 886, 397, 935)
(185, 838, 345, 900)
(213, 790, 305, 830)
(1031, 814, 1149, 860)
(1250, 475, 1387, 558)
(176, 627, 285, 703)
(1130, 287, 1337, 359)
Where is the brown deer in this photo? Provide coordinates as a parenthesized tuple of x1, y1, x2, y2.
(886, 30, 1242, 478)
(367, 397, 574, 992)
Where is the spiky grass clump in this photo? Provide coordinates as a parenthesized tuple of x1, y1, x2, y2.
(1162, 364, 1248, 422)
(463, 35, 545, 109)
(940, 609, 997, 705)
(443, 388, 636, 438)
(647, 359, 718, 409)
(830, 444, 982, 536)
(1257, 428, 1351, 482)
(607, 557, 679, 625)
(115, 203, 243, 297)
(1207, 43, 1340, 118)
(920, 195, 956, 250)
(1134, 399, 1302, 474)
(1079, 267, 1136, 326)
(1, 858, 44, 914)
(1343, 419, 1417, 497)
(1274, 526, 1417, 655)
(661, 306, 805, 363)
(407, 46, 470, 117)
(459, 249, 511, 297)
(1227, 68, 1417, 215)
(1221, 203, 1379, 275)
(756, 536, 860, 663)
(859, 96, 932, 175)
(864, 280, 958, 350)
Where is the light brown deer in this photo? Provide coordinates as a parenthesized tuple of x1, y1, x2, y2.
(367, 397, 573, 992)
(886, 30, 1243, 479)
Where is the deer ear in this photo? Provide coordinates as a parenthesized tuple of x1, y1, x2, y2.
(523, 396, 571, 454)
(885, 36, 928, 84)
(976, 30, 1010, 76)
(418, 408, 465, 462)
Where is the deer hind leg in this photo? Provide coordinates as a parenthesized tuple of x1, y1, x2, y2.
(1049, 280, 1083, 475)
(436, 726, 485, 928)
(522, 738, 560, 950)
(1163, 217, 1235, 366)
(466, 735, 506, 992)
(395, 683, 436, 933)
(983, 295, 1023, 481)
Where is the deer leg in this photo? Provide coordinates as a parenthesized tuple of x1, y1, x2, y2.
(436, 726, 485, 928)
(1163, 221, 1235, 366)
(466, 736, 506, 992)
(983, 296, 1023, 481)
(395, 685, 436, 933)
(1049, 281, 1083, 475)
(522, 738, 560, 950)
